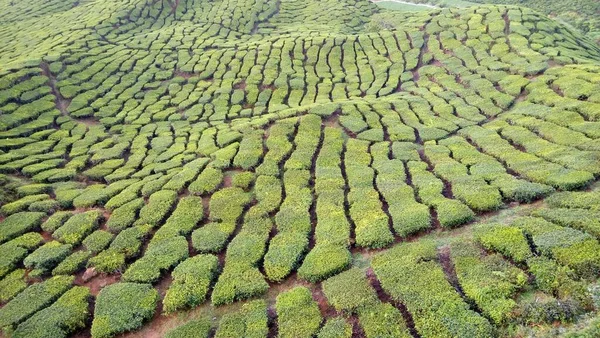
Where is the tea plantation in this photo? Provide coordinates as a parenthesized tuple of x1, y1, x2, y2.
(1, 0, 600, 337)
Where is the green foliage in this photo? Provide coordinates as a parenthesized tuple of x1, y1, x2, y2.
(24, 241, 72, 274)
(41, 211, 72, 233)
(12, 286, 90, 338)
(451, 240, 527, 324)
(298, 244, 351, 283)
(165, 318, 212, 338)
(0, 275, 74, 330)
(163, 255, 218, 313)
(322, 268, 378, 312)
(122, 236, 188, 283)
(53, 210, 102, 245)
(318, 318, 352, 338)
(52, 251, 91, 276)
(358, 303, 412, 338)
(82, 230, 114, 253)
(276, 287, 322, 338)
(474, 224, 533, 263)
(0, 269, 27, 303)
(214, 300, 268, 338)
(0, 212, 45, 244)
(91, 283, 158, 338)
(372, 240, 494, 337)
(134, 190, 178, 227)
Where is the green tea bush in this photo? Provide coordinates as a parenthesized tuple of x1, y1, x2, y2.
(91, 283, 158, 338)
(474, 224, 533, 263)
(451, 241, 527, 324)
(53, 210, 102, 245)
(163, 255, 218, 313)
(546, 191, 600, 210)
(82, 231, 112, 254)
(151, 196, 204, 244)
(24, 241, 72, 274)
(318, 317, 352, 338)
(0, 233, 43, 278)
(134, 190, 177, 227)
(214, 300, 268, 338)
(52, 251, 91, 276)
(358, 303, 412, 338)
(106, 198, 144, 232)
(165, 318, 212, 338)
(322, 268, 378, 312)
(0, 269, 27, 303)
(372, 240, 494, 337)
(211, 265, 268, 306)
(188, 167, 223, 195)
(0, 275, 74, 330)
(0, 212, 45, 244)
(233, 130, 263, 169)
(298, 244, 351, 283)
(122, 236, 188, 283)
(1, 194, 49, 215)
(264, 232, 308, 282)
(276, 287, 322, 338)
(12, 286, 90, 338)
(532, 208, 600, 238)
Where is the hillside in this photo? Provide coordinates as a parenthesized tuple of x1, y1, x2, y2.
(1, 0, 600, 337)
(374, 0, 600, 43)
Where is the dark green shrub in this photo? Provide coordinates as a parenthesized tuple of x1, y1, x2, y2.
(0, 233, 43, 278)
(24, 241, 72, 274)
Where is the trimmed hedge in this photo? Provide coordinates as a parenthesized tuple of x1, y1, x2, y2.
(24, 241, 72, 274)
(53, 210, 102, 245)
(0, 269, 27, 303)
(214, 300, 268, 338)
(0, 275, 74, 330)
(318, 317, 352, 338)
(12, 286, 90, 338)
(276, 287, 322, 338)
(0, 212, 45, 244)
(322, 268, 378, 313)
(372, 240, 494, 337)
(358, 303, 412, 338)
(165, 317, 212, 338)
(91, 283, 158, 338)
(163, 255, 218, 313)
(122, 236, 188, 283)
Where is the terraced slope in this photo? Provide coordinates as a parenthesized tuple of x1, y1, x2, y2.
(1, 0, 600, 337)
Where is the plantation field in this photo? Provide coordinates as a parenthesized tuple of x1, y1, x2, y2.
(1, 0, 600, 337)
(376, 0, 600, 43)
